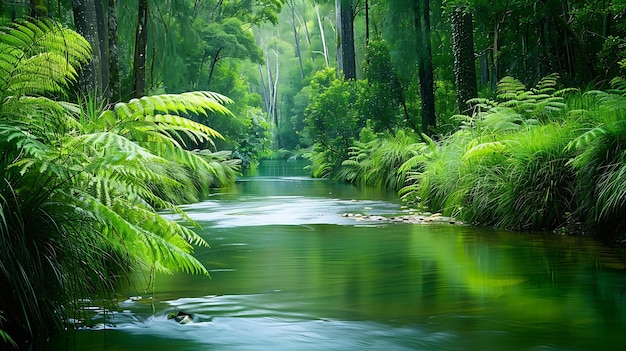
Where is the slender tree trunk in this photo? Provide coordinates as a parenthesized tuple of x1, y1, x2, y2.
(108, 0, 121, 101)
(541, 0, 596, 80)
(271, 49, 280, 128)
(132, 0, 148, 98)
(451, 6, 478, 114)
(95, 0, 110, 100)
(336, 0, 356, 79)
(265, 49, 280, 149)
(365, 0, 369, 44)
(288, 1, 305, 80)
(413, 0, 436, 134)
(480, 52, 489, 86)
(72, 0, 103, 96)
(298, 0, 312, 46)
(207, 48, 222, 87)
(315, 1, 329, 67)
(258, 65, 270, 114)
(266, 52, 275, 119)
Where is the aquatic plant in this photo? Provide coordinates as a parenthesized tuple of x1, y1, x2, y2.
(0, 19, 237, 344)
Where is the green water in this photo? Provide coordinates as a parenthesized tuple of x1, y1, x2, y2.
(54, 160, 626, 350)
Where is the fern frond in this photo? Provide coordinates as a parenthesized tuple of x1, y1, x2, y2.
(147, 113, 223, 140)
(567, 126, 608, 151)
(609, 77, 626, 95)
(0, 19, 90, 96)
(114, 92, 234, 122)
(497, 76, 526, 97)
(462, 141, 509, 161)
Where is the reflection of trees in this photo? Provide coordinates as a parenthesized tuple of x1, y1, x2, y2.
(128, 218, 626, 345)
(410, 226, 626, 327)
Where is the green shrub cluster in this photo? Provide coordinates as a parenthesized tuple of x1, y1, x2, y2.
(399, 75, 626, 238)
(311, 72, 625, 240)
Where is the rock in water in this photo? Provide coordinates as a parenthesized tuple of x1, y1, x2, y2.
(168, 311, 193, 324)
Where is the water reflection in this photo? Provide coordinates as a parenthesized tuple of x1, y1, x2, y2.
(54, 160, 626, 351)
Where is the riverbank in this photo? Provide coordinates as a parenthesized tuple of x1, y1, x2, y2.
(306, 76, 626, 243)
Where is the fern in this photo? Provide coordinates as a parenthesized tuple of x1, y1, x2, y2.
(0, 18, 239, 342)
(0, 19, 90, 96)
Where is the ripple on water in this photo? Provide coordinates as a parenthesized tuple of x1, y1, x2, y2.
(77, 294, 459, 351)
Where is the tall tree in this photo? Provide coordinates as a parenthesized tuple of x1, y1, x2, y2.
(314, 0, 330, 67)
(336, 0, 356, 79)
(132, 0, 148, 98)
(287, 0, 305, 80)
(108, 0, 121, 101)
(451, 5, 478, 114)
(72, 0, 103, 95)
(413, 0, 436, 133)
(95, 0, 109, 99)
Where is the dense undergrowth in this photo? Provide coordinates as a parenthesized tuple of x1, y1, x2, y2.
(0, 20, 239, 346)
(307, 74, 626, 242)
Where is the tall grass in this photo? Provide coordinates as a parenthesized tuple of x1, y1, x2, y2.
(567, 82, 626, 238)
(399, 75, 587, 231)
(396, 75, 626, 239)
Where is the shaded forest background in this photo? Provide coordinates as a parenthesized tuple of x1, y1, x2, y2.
(4, 0, 624, 153)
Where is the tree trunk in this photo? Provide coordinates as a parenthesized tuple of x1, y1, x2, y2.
(298, 0, 312, 46)
(365, 0, 369, 44)
(314, 1, 329, 67)
(451, 6, 478, 114)
(258, 64, 270, 114)
(95, 0, 110, 100)
(207, 47, 222, 87)
(413, 0, 436, 134)
(132, 0, 148, 98)
(288, 1, 305, 80)
(541, 0, 596, 80)
(336, 0, 356, 80)
(72, 0, 103, 96)
(108, 0, 121, 101)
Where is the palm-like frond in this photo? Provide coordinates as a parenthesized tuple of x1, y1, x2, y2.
(0, 19, 90, 96)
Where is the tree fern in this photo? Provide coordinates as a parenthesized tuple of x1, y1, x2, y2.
(0, 18, 239, 343)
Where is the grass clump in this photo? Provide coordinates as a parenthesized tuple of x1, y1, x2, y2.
(399, 75, 626, 239)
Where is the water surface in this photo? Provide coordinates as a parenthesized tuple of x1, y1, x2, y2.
(55, 160, 626, 350)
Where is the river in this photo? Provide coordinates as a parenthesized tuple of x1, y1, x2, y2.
(53, 160, 626, 350)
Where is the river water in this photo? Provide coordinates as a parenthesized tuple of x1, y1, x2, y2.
(54, 160, 626, 350)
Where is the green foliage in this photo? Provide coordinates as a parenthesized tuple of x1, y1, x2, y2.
(233, 108, 271, 168)
(400, 75, 590, 232)
(0, 18, 91, 97)
(566, 81, 626, 237)
(337, 129, 426, 191)
(0, 19, 237, 343)
(460, 74, 576, 129)
(357, 39, 407, 132)
(304, 68, 360, 175)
